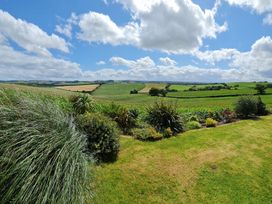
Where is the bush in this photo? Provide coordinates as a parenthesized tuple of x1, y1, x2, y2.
(130, 89, 138, 94)
(101, 103, 138, 134)
(76, 113, 120, 163)
(146, 101, 184, 134)
(186, 121, 202, 130)
(256, 97, 268, 116)
(222, 108, 237, 123)
(205, 118, 218, 127)
(132, 126, 163, 141)
(163, 127, 173, 138)
(69, 94, 94, 114)
(0, 90, 91, 204)
(149, 88, 167, 97)
(234, 96, 258, 119)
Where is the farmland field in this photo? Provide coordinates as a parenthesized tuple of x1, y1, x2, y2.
(1, 82, 271, 112)
(138, 83, 166, 93)
(56, 84, 100, 92)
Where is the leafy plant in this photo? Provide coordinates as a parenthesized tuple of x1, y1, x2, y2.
(205, 118, 218, 127)
(221, 108, 237, 123)
(132, 126, 163, 141)
(101, 103, 138, 134)
(163, 127, 173, 138)
(186, 121, 202, 130)
(146, 101, 184, 134)
(76, 113, 120, 163)
(69, 94, 94, 114)
(0, 90, 91, 204)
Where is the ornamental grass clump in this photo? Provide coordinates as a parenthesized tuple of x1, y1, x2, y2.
(0, 89, 92, 204)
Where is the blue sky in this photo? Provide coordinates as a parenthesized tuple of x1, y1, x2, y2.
(0, 0, 271, 82)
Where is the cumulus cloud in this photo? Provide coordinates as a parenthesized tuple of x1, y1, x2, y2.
(0, 43, 82, 80)
(77, 12, 139, 45)
(194, 49, 240, 64)
(55, 13, 78, 38)
(230, 36, 272, 78)
(225, 0, 272, 13)
(76, 0, 227, 53)
(0, 10, 69, 57)
(110, 56, 155, 68)
(159, 57, 177, 66)
(194, 36, 272, 80)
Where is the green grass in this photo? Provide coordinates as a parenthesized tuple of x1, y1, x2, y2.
(92, 82, 144, 97)
(2, 83, 271, 112)
(168, 88, 272, 98)
(91, 116, 272, 203)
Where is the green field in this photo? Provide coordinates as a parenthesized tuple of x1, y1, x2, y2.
(91, 116, 272, 203)
(1, 82, 271, 112)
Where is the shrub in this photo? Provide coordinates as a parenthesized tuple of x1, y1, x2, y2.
(76, 113, 120, 163)
(0, 90, 91, 204)
(256, 97, 268, 116)
(101, 103, 138, 134)
(146, 101, 184, 134)
(222, 108, 237, 123)
(163, 127, 173, 138)
(130, 89, 138, 94)
(189, 115, 199, 122)
(186, 121, 202, 130)
(205, 118, 218, 127)
(149, 88, 167, 97)
(132, 126, 163, 141)
(69, 94, 94, 114)
(234, 96, 258, 119)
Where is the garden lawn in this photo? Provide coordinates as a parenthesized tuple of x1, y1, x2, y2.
(91, 116, 272, 203)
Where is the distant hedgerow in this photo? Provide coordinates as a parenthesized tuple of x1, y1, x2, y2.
(0, 89, 92, 204)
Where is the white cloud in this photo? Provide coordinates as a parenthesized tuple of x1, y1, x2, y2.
(77, 12, 139, 45)
(0, 10, 69, 57)
(159, 57, 177, 66)
(55, 13, 78, 38)
(0, 43, 82, 80)
(194, 36, 272, 79)
(263, 14, 272, 25)
(194, 49, 240, 64)
(230, 36, 272, 78)
(96, 60, 106, 65)
(225, 0, 272, 13)
(76, 0, 227, 53)
(110, 56, 155, 68)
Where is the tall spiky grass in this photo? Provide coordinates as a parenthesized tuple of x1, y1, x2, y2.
(0, 89, 92, 204)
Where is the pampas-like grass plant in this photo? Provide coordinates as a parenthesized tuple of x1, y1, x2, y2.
(0, 89, 92, 204)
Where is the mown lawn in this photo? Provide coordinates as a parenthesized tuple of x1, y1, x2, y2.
(91, 116, 272, 203)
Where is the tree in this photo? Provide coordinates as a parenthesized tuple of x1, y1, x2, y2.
(255, 84, 267, 95)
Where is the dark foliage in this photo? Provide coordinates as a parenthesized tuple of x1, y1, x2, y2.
(76, 113, 120, 163)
